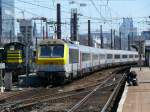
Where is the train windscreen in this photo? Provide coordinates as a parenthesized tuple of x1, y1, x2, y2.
(40, 45, 64, 58)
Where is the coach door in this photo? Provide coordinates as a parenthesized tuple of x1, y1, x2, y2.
(69, 48, 79, 78)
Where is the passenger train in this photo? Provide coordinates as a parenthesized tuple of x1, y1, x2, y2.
(36, 39, 139, 84)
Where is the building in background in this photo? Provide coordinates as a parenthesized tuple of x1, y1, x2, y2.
(79, 30, 122, 50)
(119, 18, 137, 50)
(18, 19, 33, 45)
(0, 0, 15, 44)
(18, 19, 46, 49)
(79, 31, 113, 49)
(141, 31, 150, 40)
(114, 35, 121, 50)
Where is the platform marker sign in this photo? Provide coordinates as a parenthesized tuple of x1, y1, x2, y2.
(0, 63, 5, 69)
(0, 63, 5, 93)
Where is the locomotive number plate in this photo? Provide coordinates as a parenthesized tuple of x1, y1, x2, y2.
(0, 63, 5, 69)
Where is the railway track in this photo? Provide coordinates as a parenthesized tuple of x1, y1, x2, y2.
(69, 73, 126, 112)
(0, 67, 122, 103)
(1, 75, 118, 112)
(0, 67, 128, 112)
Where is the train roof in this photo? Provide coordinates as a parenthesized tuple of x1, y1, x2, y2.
(4, 42, 25, 47)
(38, 39, 138, 54)
(39, 39, 71, 45)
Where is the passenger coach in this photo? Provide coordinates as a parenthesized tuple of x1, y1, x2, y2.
(36, 39, 138, 84)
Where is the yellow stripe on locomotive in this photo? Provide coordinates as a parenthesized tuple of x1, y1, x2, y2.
(7, 50, 22, 53)
(7, 54, 22, 57)
(7, 59, 23, 63)
(6, 50, 24, 64)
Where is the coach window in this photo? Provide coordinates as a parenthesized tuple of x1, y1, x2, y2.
(93, 54, 98, 60)
(129, 55, 133, 58)
(122, 55, 127, 58)
(82, 53, 90, 61)
(107, 54, 113, 59)
(114, 54, 120, 59)
(69, 49, 79, 64)
(135, 55, 138, 58)
(100, 54, 105, 59)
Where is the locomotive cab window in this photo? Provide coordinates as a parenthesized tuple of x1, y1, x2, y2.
(40, 45, 64, 58)
(10, 46, 15, 50)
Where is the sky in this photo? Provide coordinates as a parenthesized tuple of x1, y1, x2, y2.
(14, 0, 150, 36)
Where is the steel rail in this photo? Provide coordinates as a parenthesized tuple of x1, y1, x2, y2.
(0, 72, 116, 109)
(101, 73, 126, 112)
(11, 81, 118, 111)
(0, 67, 127, 112)
(0, 80, 105, 108)
(0, 79, 118, 112)
(0, 67, 125, 104)
(67, 73, 115, 112)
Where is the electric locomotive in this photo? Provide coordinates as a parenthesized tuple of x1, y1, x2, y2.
(4, 42, 26, 81)
(36, 39, 139, 85)
(36, 39, 69, 84)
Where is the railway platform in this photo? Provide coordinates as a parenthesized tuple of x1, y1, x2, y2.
(117, 67, 150, 112)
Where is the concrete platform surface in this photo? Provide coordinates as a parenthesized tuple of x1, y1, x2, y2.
(131, 67, 150, 83)
(118, 67, 150, 112)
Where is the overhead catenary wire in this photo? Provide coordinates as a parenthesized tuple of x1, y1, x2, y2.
(3, 0, 149, 36)
(89, 0, 106, 21)
(15, 0, 150, 23)
(16, 0, 113, 22)
(16, 0, 69, 13)
(2, 1, 41, 17)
